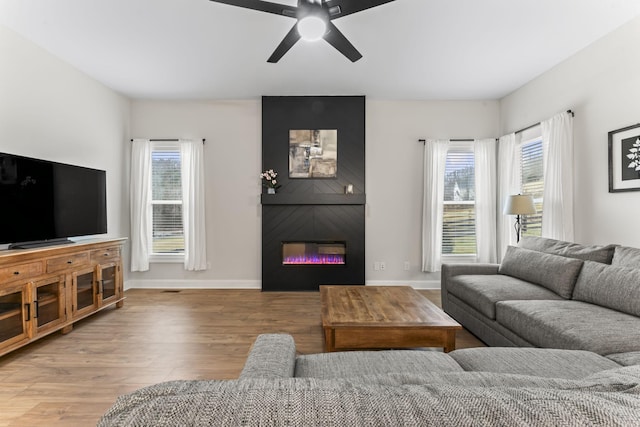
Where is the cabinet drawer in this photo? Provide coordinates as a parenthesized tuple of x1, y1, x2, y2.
(46, 253, 90, 273)
(0, 262, 43, 283)
(90, 247, 120, 264)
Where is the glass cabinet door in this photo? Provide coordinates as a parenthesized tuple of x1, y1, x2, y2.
(97, 263, 120, 306)
(100, 265, 118, 301)
(33, 276, 66, 335)
(72, 269, 97, 317)
(0, 283, 30, 350)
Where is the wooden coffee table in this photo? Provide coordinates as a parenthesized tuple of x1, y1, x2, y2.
(320, 285, 462, 352)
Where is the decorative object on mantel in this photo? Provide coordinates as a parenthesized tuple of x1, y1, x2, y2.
(503, 194, 537, 243)
(609, 123, 640, 192)
(261, 169, 281, 194)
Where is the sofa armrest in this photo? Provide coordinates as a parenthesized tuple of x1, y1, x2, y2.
(239, 334, 297, 379)
(441, 263, 500, 310)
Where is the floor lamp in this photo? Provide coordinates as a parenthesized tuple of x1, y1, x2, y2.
(503, 195, 537, 243)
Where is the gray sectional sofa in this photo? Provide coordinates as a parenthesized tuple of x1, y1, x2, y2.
(100, 246, 640, 425)
(442, 236, 640, 363)
(100, 334, 640, 426)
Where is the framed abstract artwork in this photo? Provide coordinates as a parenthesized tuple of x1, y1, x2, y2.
(289, 129, 338, 178)
(608, 123, 640, 192)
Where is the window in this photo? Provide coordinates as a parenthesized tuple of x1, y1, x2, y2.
(519, 137, 543, 237)
(442, 148, 476, 255)
(151, 144, 184, 257)
(131, 138, 206, 272)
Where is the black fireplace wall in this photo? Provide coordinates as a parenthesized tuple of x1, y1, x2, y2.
(261, 96, 366, 291)
(262, 204, 365, 291)
(262, 96, 365, 195)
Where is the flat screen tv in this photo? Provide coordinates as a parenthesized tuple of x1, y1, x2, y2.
(0, 152, 107, 249)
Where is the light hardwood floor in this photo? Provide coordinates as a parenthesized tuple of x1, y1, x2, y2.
(0, 289, 484, 426)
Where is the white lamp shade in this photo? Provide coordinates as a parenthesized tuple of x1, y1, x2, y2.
(503, 195, 537, 215)
(297, 16, 326, 41)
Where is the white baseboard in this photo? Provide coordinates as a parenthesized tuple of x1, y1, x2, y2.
(124, 279, 261, 291)
(124, 279, 441, 291)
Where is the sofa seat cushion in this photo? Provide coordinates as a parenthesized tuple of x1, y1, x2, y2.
(294, 350, 463, 379)
(446, 274, 563, 319)
(573, 261, 640, 317)
(519, 236, 616, 264)
(498, 246, 584, 298)
(449, 347, 620, 379)
(496, 300, 640, 355)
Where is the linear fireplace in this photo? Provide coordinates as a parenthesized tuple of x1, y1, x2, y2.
(261, 202, 365, 291)
(282, 241, 346, 265)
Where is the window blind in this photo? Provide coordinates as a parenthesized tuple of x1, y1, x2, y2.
(520, 139, 543, 236)
(442, 150, 476, 255)
(151, 149, 184, 254)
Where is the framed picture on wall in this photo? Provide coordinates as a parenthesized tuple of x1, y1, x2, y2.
(609, 123, 640, 192)
(289, 129, 338, 178)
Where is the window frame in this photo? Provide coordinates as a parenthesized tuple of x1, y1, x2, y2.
(441, 142, 477, 262)
(518, 129, 544, 239)
(149, 141, 184, 264)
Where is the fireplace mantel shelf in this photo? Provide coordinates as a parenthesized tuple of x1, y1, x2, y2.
(261, 193, 366, 206)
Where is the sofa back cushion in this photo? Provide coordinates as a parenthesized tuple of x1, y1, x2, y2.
(611, 245, 640, 269)
(518, 236, 615, 264)
(499, 246, 583, 298)
(572, 261, 640, 317)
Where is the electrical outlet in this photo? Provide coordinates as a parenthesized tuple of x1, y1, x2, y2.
(374, 261, 380, 271)
(380, 261, 386, 271)
(404, 261, 410, 271)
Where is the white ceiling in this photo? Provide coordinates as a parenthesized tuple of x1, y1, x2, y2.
(1, 0, 640, 100)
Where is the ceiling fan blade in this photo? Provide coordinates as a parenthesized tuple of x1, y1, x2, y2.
(267, 24, 302, 63)
(323, 22, 362, 62)
(209, 0, 297, 17)
(324, 0, 396, 19)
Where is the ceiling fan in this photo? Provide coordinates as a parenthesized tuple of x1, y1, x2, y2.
(209, 0, 396, 63)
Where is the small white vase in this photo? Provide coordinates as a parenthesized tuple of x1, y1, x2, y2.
(267, 188, 276, 194)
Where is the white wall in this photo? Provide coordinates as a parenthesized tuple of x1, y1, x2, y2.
(0, 26, 130, 252)
(128, 99, 499, 288)
(366, 100, 499, 286)
(500, 16, 640, 248)
(128, 100, 263, 288)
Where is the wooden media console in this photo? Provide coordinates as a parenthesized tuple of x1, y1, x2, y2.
(0, 238, 126, 357)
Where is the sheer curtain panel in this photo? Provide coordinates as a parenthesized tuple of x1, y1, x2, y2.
(497, 133, 521, 260)
(541, 111, 574, 241)
(474, 138, 497, 263)
(422, 139, 449, 272)
(180, 139, 207, 271)
(130, 139, 152, 272)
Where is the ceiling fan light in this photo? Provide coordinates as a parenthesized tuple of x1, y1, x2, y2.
(297, 16, 326, 41)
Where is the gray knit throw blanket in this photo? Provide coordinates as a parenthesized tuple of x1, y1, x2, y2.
(99, 367, 640, 426)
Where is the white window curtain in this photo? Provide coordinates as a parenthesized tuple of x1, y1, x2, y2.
(130, 139, 152, 272)
(474, 138, 497, 263)
(541, 112, 574, 241)
(180, 139, 207, 271)
(422, 139, 449, 272)
(497, 133, 521, 260)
